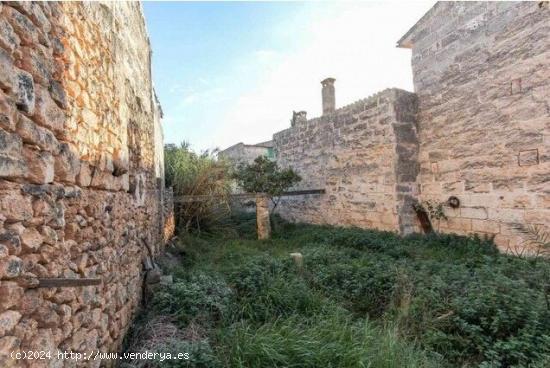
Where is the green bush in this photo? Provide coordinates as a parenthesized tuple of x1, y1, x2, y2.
(308, 257, 398, 317)
(151, 273, 233, 326)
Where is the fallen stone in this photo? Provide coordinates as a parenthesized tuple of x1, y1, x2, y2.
(145, 268, 161, 284)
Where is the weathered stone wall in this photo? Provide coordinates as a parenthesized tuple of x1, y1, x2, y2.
(0, 1, 170, 366)
(399, 2, 550, 250)
(219, 142, 272, 167)
(273, 89, 418, 233)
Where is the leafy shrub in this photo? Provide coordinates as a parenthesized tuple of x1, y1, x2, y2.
(151, 273, 233, 326)
(308, 256, 398, 317)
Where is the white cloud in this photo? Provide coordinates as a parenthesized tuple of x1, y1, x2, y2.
(209, 1, 434, 150)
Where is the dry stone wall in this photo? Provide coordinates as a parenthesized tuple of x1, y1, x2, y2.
(273, 89, 419, 233)
(401, 2, 550, 250)
(0, 2, 170, 366)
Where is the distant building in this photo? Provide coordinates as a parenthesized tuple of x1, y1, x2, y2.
(219, 140, 275, 166)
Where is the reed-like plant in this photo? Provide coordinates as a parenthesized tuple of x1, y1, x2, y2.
(164, 142, 232, 232)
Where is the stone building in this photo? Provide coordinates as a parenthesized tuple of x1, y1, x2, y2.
(219, 140, 275, 166)
(0, 2, 172, 366)
(272, 1, 549, 251)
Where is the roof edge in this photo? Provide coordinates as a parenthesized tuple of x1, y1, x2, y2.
(396, 2, 441, 48)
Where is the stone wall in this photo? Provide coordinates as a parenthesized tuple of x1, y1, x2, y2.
(219, 141, 273, 167)
(273, 89, 418, 233)
(0, 2, 170, 366)
(399, 1, 550, 250)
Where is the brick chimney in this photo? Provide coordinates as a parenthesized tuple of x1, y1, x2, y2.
(321, 77, 335, 115)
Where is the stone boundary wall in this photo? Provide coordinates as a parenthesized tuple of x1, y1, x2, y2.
(0, 2, 170, 366)
(401, 2, 549, 250)
(273, 89, 418, 232)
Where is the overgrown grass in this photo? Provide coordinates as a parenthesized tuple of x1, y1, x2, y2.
(129, 213, 550, 367)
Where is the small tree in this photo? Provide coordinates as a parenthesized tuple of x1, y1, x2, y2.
(232, 156, 302, 215)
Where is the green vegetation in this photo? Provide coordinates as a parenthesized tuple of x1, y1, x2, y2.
(232, 156, 301, 214)
(164, 143, 232, 231)
(128, 214, 550, 367)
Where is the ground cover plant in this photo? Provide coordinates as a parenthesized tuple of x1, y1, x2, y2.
(127, 214, 550, 367)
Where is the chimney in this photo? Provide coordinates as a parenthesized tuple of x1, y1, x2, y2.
(321, 77, 336, 115)
(291, 110, 307, 127)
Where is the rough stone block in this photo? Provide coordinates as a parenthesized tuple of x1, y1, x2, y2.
(460, 206, 488, 219)
(471, 219, 500, 233)
(18, 46, 52, 85)
(0, 17, 20, 53)
(0, 189, 32, 222)
(20, 227, 42, 252)
(54, 142, 80, 183)
(3, 6, 38, 46)
(0, 229, 22, 255)
(76, 162, 92, 187)
(524, 210, 549, 224)
(518, 149, 539, 166)
(0, 128, 22, 156)
(0, 281, 23, 309)
(488, 208, 525, 223)
(0, 310, 21, 336)
(13, 69, 35, 114)
(33, 87, 65, 135)
(22, 146, 54, 184)
(0, 93, 16, 132)
(0, 335, 21, 367)
(0, 255, 23, 279)
(16, 114, 59, 153)
(440, 217, 472, 231)
(0, 47, 14, 91)
(48, 80, 68, 109)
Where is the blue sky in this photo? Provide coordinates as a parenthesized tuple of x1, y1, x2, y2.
(143, 1, 434, 152)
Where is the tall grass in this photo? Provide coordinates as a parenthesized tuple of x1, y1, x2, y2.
(164, 142, 232, 232)
(219, 310, 438, 368)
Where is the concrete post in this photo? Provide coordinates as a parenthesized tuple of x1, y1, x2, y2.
(256, 195, 271, 240)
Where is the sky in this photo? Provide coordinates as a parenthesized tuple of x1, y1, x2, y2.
(143, 1, 435, 152)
